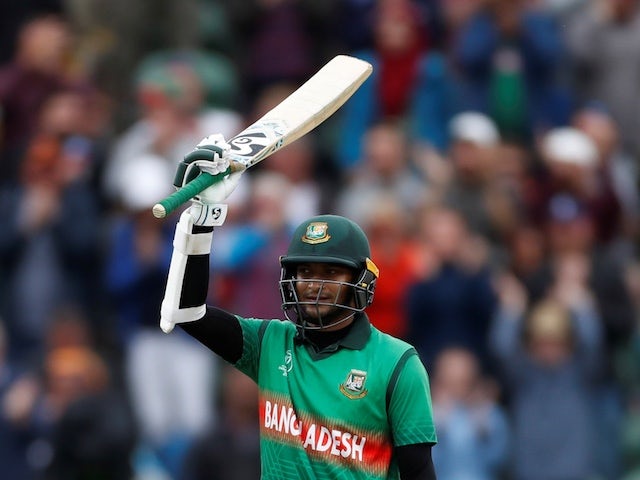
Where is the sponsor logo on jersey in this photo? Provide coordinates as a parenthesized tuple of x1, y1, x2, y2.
(263, 400, 366, 462)
(340, 369, 368, 399)
(301, 222, 331, 244)
(260, 393, 394, 474)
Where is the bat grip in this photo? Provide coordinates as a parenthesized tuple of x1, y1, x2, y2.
(152, 163, 243, 218)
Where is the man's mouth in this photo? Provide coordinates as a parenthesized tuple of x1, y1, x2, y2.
(303, 296, 332, 303)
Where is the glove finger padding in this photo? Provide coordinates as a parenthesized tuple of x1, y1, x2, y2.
(174, 148, 228, 188)
(174, 134, 231, 188)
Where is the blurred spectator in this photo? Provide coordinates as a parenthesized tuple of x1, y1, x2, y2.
(3, 336, 134, 480)
(572, 104, 640, 242)
(212, 171, 294, 318)
(134, 49, 241, 111)
(534, 109, 638, 396)
(443, 112, 501, 221)
(0, 88, 100, 365)
(407, 206, 497, 371)
(566, 0, 640, 155)
(360, 193, 424, 339)
(490, 258, 604, 480)
(104, 154, 175, 342)
(503, 223, 549, 304)
(436, 111, 522, 248)
(336, 0, 455, 168)
(103, 54, 242, 204)
(59, 0, 211, 126)
(222, 0, 336, 105)
(431, 347, 509, 480)
(618, 263, 640, 478)
(104, 154, 217, 478)
(0, 14, 74, 183)
(416, 114, 534, 249)
(529, 126, 624, 247)
(539, 191, 633, 480)
(0, 319, 38, 479)
(42, 346, 135, 480)
(336, 119, 427, 226)
(333, 0, 377, 51)
(439, 0, 485, 34)
(538, 187, 635, 364)
(0, 2, 64, 63)
(449, 0, 572, 142)
(180, 365, 260, 480)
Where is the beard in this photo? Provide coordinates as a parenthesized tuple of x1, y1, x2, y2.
(296, 288, 356, 329)
(299, 302, 348, 327)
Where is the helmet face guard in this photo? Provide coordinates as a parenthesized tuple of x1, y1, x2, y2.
(279, 214, 379, 331)
(279, 263, 378, 330)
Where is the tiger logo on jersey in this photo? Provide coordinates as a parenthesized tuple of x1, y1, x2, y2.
(340, 369, 368, 399)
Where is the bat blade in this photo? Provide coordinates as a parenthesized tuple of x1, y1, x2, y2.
(152, 55, 372, 218)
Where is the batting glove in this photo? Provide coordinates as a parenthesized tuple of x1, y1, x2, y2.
(174, 134, 244, 227)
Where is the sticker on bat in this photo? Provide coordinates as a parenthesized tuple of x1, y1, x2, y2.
(228, 120, 287, 159)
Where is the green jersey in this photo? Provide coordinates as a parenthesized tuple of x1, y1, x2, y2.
(233, 313, 437, 479)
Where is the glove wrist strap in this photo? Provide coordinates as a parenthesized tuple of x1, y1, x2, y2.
(190, 203, 228, 227)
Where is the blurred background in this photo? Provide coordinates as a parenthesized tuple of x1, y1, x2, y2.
(1, 0, 640, 479)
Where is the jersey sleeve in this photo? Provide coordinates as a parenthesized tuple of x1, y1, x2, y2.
(388, 351, 437, 447)
(233, 317, 270, 382)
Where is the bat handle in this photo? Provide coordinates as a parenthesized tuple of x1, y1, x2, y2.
(152, 162, 244, 218)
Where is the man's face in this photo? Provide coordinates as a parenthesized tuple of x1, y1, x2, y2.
(294, 263, 356, 329)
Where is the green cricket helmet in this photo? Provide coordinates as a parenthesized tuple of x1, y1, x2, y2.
(279, 215, 379, 330)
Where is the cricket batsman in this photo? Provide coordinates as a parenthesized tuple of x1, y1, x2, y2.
(160, 134, 438, 479)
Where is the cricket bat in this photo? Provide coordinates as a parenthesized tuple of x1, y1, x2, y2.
(152, 54, 373, 218)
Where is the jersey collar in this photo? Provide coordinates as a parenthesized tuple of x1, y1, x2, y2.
(300, 313, 371, 360)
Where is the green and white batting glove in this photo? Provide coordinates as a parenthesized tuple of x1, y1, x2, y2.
(174, 133, 243, 227)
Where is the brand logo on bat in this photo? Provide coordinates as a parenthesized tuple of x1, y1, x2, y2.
(229, 120, 287, 159)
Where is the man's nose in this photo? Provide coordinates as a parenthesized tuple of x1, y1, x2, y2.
(304, 278, 323, 292)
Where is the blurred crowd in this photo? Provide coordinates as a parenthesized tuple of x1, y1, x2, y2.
(1, 0, 640, 479)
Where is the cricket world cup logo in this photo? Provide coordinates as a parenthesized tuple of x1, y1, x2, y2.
(278, 350, 293, 376)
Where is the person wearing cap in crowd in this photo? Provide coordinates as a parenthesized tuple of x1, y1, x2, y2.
(436, 111, 521, 254)
(532, 126, 624, 245)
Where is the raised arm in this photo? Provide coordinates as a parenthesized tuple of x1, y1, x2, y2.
(159, 134, 245, 363)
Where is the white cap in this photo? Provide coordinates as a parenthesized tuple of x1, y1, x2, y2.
(119, 154, 174, 211)
(449, 111, 500, 147)
(541, 127, 598, 166)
